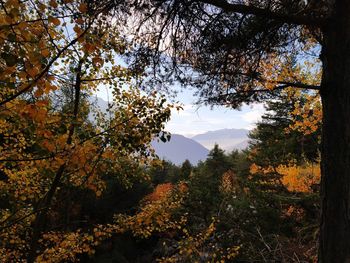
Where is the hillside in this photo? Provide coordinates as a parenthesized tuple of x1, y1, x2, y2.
(152, 134, 209, 165)
(191, 128, 249, 152)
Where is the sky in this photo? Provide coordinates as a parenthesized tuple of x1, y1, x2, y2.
(96, 87, 266, 138)
(167, 103, 265, 137)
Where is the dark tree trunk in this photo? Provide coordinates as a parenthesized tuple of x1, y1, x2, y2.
(319, 1, 350, 262)
(27, 61, 82, 262)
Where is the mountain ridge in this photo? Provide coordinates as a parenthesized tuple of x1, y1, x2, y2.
(191, 128, 249, 152)
(152, 134, 209, 165)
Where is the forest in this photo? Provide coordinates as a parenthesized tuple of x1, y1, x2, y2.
(0, 0, 350, 262)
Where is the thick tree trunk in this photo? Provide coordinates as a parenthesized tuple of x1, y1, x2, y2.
(319, 1, 350, 262)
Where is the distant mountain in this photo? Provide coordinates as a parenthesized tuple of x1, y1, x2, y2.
(90, 97, 249, 161)
(225, 139, 250, 152)
(152, 134, 209, 165)
(191, 128, 249, 152)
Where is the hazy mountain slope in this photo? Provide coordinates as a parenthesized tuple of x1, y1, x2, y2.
(152, 134, 209, 165)
(225, 139, 250, 152)
(191, 128, 249, 152)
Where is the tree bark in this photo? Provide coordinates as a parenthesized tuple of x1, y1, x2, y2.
(319, 1, 350, 262)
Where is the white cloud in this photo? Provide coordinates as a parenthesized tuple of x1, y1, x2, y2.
(242, 110, 262, 123)
(165, 103, 266, 136)
(94, 89, 267, 136)
(241, 104, 265, 129)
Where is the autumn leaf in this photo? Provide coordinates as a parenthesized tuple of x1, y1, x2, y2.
(41, 49, 50, 57)
(27, 67, 39, 78)
(73, 25, 83, 35)
(49, 0, 58, 8)
(78, 3, 88, 13)
(48, 16, 60, 26)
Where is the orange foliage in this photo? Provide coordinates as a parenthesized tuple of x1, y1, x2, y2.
(250, 162, 320, 193)
(0, 0, 173, 260)
(144, 183, 174, 202)
(288, 90, 322, 136)
(115, 183, 188, 239)
(278, 163, 320, 192)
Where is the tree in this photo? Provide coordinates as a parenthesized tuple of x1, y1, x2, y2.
(0, 0, 173, 261)
(126, 1, 348, 261)
(183, 144, 230, 224)
(179, 159, 192, 180)
(247, 91, 321, 259)
(148, 160, 181, 184)
(249, 89, 320, 166)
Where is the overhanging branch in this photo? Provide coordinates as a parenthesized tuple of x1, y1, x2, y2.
(200, 0, 325, 27)
(274, 81, 320, 90)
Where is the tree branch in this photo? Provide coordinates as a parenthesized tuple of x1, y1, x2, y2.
(275, 81, 320, 90)
(0, 26, 90, 107)
(200, 0, 325, 26)
(202, 80, 320, 106)
(0, 154, 56, 162)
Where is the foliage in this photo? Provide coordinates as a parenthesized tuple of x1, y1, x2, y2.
(0, 0, 327, 262)
(249, 89, 321, 166)
(122, 1, 350, 260)
(0, 0, 173, 261)
(278, 162, 320, 193)
(126, 0, 322, 107)
(115, 183, 188, 239)
(114, 140, 320, 262)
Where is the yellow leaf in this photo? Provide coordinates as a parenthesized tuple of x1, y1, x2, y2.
(19, 71, 27, 79)
(38, 2, 46, 12)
